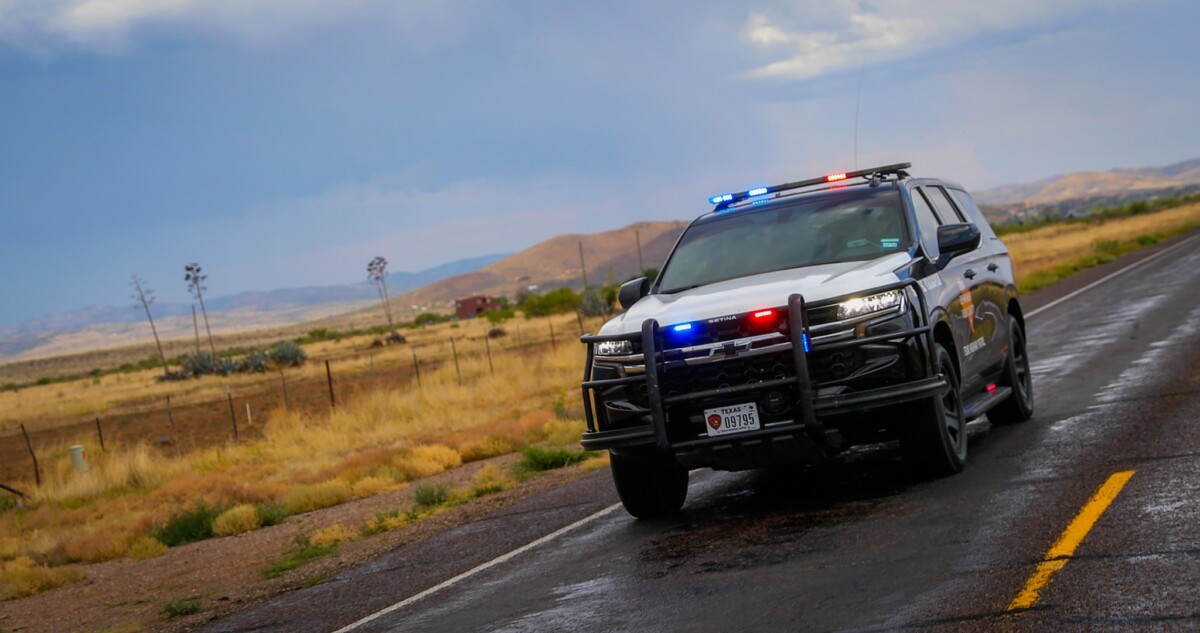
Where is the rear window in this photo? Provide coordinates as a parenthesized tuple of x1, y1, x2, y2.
(658, 187, 908, 293)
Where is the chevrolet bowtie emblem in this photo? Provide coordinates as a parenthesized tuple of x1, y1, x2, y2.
(713, 341, 748, 357)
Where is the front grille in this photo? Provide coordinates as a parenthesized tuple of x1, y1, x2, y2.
(662, 350, 794, 396)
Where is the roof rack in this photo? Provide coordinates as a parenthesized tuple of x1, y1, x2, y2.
(710, 162, 912, 211)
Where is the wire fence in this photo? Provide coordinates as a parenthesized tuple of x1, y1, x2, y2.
(1, 313, 601, 490)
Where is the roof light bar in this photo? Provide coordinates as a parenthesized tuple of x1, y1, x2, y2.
(709, 162, 912, 211)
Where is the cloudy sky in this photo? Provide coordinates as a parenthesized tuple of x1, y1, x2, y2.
(2, 0, 1198, 325)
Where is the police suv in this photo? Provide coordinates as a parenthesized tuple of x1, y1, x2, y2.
(580, 163, 1034, 518)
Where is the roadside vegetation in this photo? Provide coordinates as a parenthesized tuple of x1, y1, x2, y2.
(0, 198, 1197, 604)
(0, 316, 595, 600)
(1005, 199, 1200, 291)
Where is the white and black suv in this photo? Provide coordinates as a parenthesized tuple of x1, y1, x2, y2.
(580, 163, 1034, 518)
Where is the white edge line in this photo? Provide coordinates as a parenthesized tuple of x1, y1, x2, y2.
(330, 503, 623, 633)
(1026, 231, 1200, 319)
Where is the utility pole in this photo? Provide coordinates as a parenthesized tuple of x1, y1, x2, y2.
(578, 241, 589, 290)
(636, 230, 645, 273)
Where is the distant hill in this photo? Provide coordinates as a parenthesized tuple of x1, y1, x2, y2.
(975, 158, 1200, 223)
(0, 253, 508, 361)
(395, 221, 688, 309)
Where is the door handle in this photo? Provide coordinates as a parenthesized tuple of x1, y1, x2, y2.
(964, 269, 977, 280)
(987, 263, 999, 272)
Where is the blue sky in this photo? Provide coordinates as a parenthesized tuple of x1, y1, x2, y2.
(2, 0, 1198, 325)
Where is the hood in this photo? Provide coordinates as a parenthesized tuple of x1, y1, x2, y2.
(599, 252, 911, 336)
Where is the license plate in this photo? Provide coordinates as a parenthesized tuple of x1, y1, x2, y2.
(703, 402, 761, 437)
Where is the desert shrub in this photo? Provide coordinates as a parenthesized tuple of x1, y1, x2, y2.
(269, 341, 307, 366)
(410, 445, 462, 469)
(470, 464, 514, 497)
(155, 503, 225, 547)
(242, 349, 270, 373)
(162, 597, 201, 618)
(541, 418, 583, 447)
(0, 557, 85, 600)
(212, 504, 261, 537)
(283, 480, 352, 515)
(413, 483, 449, 508)
(414, 313, 449, 326)
(352, 476, 400, 498)
(309, 523, 356, 548)
(487, 327, 507, 338)
(181, 352, 220, 377)
(483, 308, 514, 324)
(579, 289, 610, 317)
(63, 531, 130, 563)
(521, 288, 580, 317)
(255, 502, 290, 527)
(459, 436, 518, 462)
(518, 447, 592, 472)
(127, 536, 168, 560)
(385, 332, 407, 344)
(391, 457, 445, 481)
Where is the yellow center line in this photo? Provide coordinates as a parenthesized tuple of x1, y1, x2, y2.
(1008, 470, 1136, 611)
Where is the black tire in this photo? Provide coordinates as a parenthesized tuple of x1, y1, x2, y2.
(988, 317, 1034, 425)
(904, 343, 968, 477)
(609, 449, 688, 519)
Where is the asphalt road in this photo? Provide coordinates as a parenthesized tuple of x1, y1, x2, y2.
(207, 232, 1200, 633)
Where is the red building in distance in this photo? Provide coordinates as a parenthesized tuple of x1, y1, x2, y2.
(454, 295, 500, 319)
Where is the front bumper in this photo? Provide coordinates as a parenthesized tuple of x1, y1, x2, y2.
(580, 280, 945, 469)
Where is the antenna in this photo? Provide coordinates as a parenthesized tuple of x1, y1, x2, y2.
(853, 62, 865, 170)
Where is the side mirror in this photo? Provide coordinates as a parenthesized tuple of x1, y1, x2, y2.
(935, 223, 981, 269)
(617, 277, 650, 311)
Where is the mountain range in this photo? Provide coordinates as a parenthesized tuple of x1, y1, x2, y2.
(3, 157, 1198, 364)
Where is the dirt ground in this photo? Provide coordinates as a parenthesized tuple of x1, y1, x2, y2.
(0, 453, 600, 633)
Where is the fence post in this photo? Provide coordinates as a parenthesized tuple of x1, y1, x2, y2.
(484, 335, 495, 374)
(370, 353, 376, 389)
(548, 316, 557, 350)
(450, 338, 462, 386)
(325, 360, 336, 408)
(19, 423, 40, 486)
(165, 394, 178, 441)
(280, 370, 290, 409)
(576, 311, 584, 335)
(245, 402, 253, 427)
(94, 414, 106, 452)
(411, 348, 422, 387)
(226, 385, 240, 443)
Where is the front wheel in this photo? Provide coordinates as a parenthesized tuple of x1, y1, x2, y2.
(903, 343, 968, 477)
(988, 317, 1034, 425)
(609, 449, 688, 519)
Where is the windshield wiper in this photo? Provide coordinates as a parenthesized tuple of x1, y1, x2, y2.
(660, 283, 703, 294)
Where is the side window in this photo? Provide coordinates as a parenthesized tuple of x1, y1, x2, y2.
(947, 188, 998, 240)
(926, 186, 966, 223)
(909, 188, 942, 259)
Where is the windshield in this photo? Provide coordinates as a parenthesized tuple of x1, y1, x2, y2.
(658, 187, 908, 293)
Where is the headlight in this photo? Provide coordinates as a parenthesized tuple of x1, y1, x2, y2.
(837, 290, 904, 320)
(595, 340, 634, 356)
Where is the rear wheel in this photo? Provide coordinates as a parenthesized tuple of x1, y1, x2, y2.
(988, 317, 1034, 425)
(609, 449, 688, 519)
(904, 343, 968, 477)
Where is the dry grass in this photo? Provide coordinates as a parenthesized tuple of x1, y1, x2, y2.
(1006, 202, 1200, 291)
(309, 523, 358, 548)
(1, 311, 576, 433)
(1, 557, 85, 600)
(212, 504, 262, 537)
(0, 328, 590, 599)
